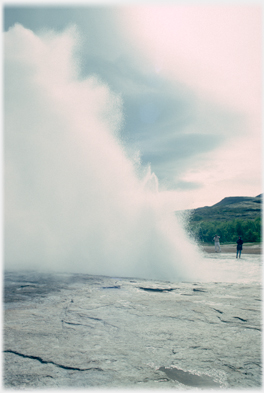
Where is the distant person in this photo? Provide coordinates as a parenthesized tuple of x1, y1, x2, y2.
(213, 235, 221, 252)
(236, 236, 243, 258)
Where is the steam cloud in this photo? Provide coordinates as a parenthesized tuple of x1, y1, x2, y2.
(4, 24, 205, 281)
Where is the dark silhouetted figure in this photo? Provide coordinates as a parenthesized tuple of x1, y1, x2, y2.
(236, 236, 243, 258)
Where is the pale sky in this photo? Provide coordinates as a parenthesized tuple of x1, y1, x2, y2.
(4, 2, 262, 211)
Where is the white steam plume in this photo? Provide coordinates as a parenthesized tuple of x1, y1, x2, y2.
(4, 24, 205, 281)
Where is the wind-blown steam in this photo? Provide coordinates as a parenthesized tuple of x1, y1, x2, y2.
(4, 24, 204, 281)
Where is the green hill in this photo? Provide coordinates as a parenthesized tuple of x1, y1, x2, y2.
(182, 195, 262, 244)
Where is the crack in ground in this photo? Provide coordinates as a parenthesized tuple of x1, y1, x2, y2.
(234, 317, 247, 322)
(62, 316, 118, 330)
(4, 350, 103, 372)
(244, 326, 261, 331)
(138, 287, 177, 292)
(217, 317, 260, 330)
(212, 308, 223, 314)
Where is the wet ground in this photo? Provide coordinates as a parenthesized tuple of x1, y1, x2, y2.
(201, 243, 262, 254)
(3, 254, 262, 390)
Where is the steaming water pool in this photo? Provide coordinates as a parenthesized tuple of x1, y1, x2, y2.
(3, 253, 262, 389)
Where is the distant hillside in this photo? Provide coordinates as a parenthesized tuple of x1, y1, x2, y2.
(190, 195, 262, 223)
(183, 195, 262, 244)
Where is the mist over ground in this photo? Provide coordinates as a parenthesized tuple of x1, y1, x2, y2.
(5, 24, 212, 282)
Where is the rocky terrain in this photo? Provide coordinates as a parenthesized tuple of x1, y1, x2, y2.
(3, 264, 262, 389)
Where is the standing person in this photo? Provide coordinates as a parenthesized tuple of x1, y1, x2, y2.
(213, 235, 221, 252)
(236, 236, 243, 258)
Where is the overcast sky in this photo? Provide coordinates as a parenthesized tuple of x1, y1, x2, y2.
(4, 2, 262, 211)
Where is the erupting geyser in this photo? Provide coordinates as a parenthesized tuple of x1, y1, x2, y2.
(4, 24, 204, 281)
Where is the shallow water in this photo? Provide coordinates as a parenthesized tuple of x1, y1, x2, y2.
(3, 254, 262, 389)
